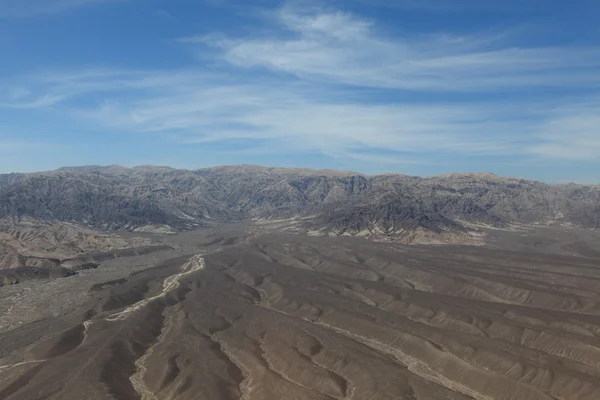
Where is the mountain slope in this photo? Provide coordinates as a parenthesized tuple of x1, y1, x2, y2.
(0, 166, 598, 243)
(0, 218, 161, 271)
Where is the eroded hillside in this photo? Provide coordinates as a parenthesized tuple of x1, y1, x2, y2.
(2, 229, 600, 399)
(1, 166, 598, 243)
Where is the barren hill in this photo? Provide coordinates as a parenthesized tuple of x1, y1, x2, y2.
(1, 165, 598, 241)
(1, 166, 600, 399)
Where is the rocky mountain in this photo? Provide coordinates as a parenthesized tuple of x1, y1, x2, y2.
(0, 218, 165, 273)
(0, 165, 599, 244)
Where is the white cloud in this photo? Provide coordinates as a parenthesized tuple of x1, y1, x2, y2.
(1, 4, 598, 166)
(0, 69, 222, 108)
(37, 70, 523, 155)
(0, 0, 122, 18)
(530, 101, 600, 160)
(9, 65, 594, 160)
(189, 5, 600, 91)
(349, 0, 541, 11)
(1, 65, 598, 162)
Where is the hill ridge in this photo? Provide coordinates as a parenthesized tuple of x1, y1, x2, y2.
(1, 165, 598, 240)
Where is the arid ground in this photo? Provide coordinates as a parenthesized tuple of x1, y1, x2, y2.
(1, 225, 600, 400)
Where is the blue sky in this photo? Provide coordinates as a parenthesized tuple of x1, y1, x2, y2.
(0, 0, 599, 182)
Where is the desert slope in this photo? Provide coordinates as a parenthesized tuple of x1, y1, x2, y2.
(1, 229, 600, 399)
(0, 218, 171, 286)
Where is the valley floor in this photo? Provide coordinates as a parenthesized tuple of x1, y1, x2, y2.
(1, 226, 600, 399)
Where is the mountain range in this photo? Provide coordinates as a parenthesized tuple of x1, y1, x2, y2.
(1, 165, 598, 239)
(3, 166, 600, 400)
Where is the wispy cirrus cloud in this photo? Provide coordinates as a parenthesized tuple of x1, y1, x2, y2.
(1, 66, 597, 163)
(530, 100, 600, 160)
(346, 0, 551, 13)
(0, 0, 122, 18)
(1, 3, 599, 168)
(183, 5, 600, 91)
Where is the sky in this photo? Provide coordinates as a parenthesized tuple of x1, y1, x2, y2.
(0, 0, 599, 182)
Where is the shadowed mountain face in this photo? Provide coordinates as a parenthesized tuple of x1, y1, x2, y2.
(0, 166, 598, 241)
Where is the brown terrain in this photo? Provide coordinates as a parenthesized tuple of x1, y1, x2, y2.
(1, 166, 600, 399)
(1, 223, 600, 400)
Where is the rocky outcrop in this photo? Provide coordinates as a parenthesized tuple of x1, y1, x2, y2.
(0, 166, 598, 243)
(0, 218, 160, 270)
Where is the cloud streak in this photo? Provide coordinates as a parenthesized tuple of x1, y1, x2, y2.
(0, 3, 598, 168)
(347, 0, 553, 13)
(186, 5, 600, 91)
(2, 66, 597, 162)
(530, 100, 600, 160)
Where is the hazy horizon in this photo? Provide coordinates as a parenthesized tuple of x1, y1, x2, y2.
(2, 163, 599, 185)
